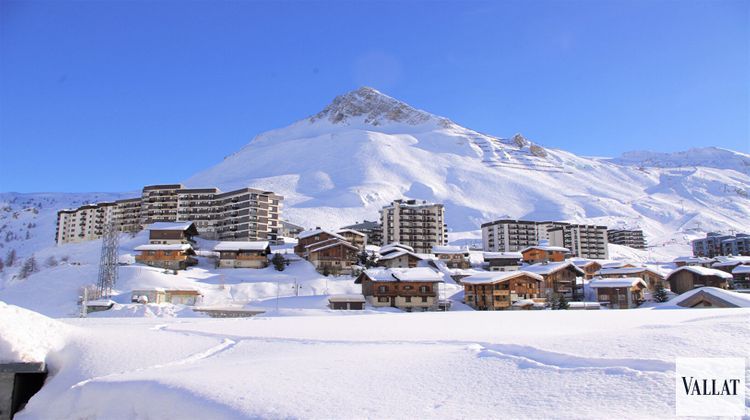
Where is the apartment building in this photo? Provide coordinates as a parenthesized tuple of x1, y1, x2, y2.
(548, 224, 609, 260)
(380, 199, 447, 254)
(341, 220, 383, 246)
(56, 184, 283, 245)
(607, 229, 646, 249)
(481, 219, 538, 253)
(720, 234, 750, 256)
(692, 232, 735, 258)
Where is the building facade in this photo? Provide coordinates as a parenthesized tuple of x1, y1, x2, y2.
(341, 220, 383, 247)
(548, 224, 609, 260)
(607, 229, 646, 249)
(481, 219, 609, 259)
(380, 199, 447, 254)
(56, 184, 283, 245)
(692, 232, 735, 258)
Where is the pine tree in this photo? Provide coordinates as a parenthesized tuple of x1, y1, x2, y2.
(546, 292, 559, 310)
(45, 256, 58, 267)
(0, 258, 4, 272)
(5, 249, 17, 267)
(557, 293, 569, 310)
(272, 253, 286, 272)
(322, 265, 331, 277)
(366, 252, 378, 268)
(357, 250, 369, 266)
(653, 283, 669, 303)
(18, 255, 39, 279)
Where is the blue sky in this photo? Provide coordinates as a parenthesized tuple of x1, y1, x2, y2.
(1, 0, 747, 193)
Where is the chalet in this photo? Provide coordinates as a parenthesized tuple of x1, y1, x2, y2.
(483, 252, 522, 272)
(294, 228, 347, 256)
(131, 288, 203, 305)
(597, 266, 665, 290)
(672, 256, 715, 268)
(711, 256, 750, 274)
(337, 229, 367, 249)
(213, 241, 271, 269)
(666, 266, 734, 294)
(589, 277, 647, 309)
(732, 265, 750, 289)
(355, 267, 443, 312)
(461, 271, 543, 310)
(146, 222, 199, 245)
(669, 287, 750, 308)
(165, 289, 202, 305)
(328, 294, 366, 310)
(306, 238, 359, 274)
(520, 242, 570, 264)
(134, 243, 197, 270)
(377, 243, 423, 268)
(571, 258, 602, 280)
(432, 245, 470, 269)
(523, 261, 585, 300)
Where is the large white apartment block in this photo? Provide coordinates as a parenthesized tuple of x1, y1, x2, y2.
(548, 224, 609, 259)
(482, 219, 609, 259)
(56, 184, 284, 245)
(380, 199, 447, 254)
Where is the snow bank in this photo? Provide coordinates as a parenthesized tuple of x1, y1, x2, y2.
(0, 301, 69, 363)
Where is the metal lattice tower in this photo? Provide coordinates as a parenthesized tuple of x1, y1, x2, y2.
(97, 221, 119, 299)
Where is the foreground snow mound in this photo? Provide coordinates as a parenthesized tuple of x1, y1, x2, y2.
(0, 301, 69, 363)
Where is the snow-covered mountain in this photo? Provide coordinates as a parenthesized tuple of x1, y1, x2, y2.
(186, 87, 749, 245)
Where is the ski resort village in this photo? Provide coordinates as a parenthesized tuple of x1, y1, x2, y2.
(1, 87, 749, 418)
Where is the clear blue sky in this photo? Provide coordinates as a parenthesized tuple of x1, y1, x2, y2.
(1, 0, 747, 193)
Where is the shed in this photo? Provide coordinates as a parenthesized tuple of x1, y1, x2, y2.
(328, 294, 366, 310)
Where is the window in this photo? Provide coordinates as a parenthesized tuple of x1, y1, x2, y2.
(420, 286, 430, 293)
(405, 296, 411, 303)
(378, 285, 387, 293)
(403, 285, 413, 290)
(378, 297, 389, 303)
(421, 297, 428, 303)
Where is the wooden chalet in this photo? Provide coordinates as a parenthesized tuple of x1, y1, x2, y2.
(520, 243, 570, 264)
(336, 229, 367, 249)
(214, 241, 271, 269)
(571, 259, 602, 280)
(432, 245, 471, 269)
(146, 221, 199, 245)
(666, 266, 733, 294)
(134, 243, 197, 270)
(672, 288, 750, 309)
(306, 238, 359, 274)
(294, 229, 348, 256)
(461, 271, 543, 310)
(377, 243, 423, 268)
(355, 267, 443, 312)
(589, 277, 647, 309)
(522, 261, 585, 300)
(483, 252, 523, 272)
(597, 266, 665, 290)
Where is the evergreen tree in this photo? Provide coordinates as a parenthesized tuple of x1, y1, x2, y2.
(367, 252, 378, 268)
(45, 255, 58, 267)
(5, 249, 17, 267)
(357, 250, 369, 267)
(653, 283, 669, 303)
(546, 292, 559, 310)
(18, 255, 39, 279)
(557, 293, 569, 310)
(272, 253, 286, 272)
(321, 265, 331, 277)
(0, 258, 4, 272)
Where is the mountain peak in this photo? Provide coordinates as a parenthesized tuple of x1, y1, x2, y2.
(310, 87, 436, 126)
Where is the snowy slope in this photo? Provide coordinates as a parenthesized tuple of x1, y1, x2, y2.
(186, 87, 750, 246)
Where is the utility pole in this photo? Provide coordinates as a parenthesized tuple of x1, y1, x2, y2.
(96, 220, 119, 299)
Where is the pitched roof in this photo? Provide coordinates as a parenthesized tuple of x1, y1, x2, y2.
(337, 228, 366, 237)
(598, 266, 663, 278)
(522, 261, 585, 276)
(297, 229, 346, 240)
(377, 250, 423, 261)
(307, 239, 359, 254)
(483, 252, 523, 260)
(667, 266, 733, 280)
(362, 267, 443, 282)
(461, 270, 543, 285)
(589, 277, 647, 288)
(134, 243, 193, 251)
(732, 265, 750, 274)
(213, 241, 270, 251)
(520, 245, 570, 253)
(432, 245, 469, 255)
(147, 221, 196, 232)
(380, 243, 415, 254)
(667, 287, 750, 308)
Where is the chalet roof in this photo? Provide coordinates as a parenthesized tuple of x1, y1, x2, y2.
(570, 258, 601, 268)
(328, 294, 366, 303)
(598, 266, 663, 278)
(522, 261, 585, 276)
(519, 245, 570, 253)
(432, 245, 469, 255)
(380, 243, 415, 255)
(712, 256, 750, 268)
(377, 250, 422, 261)
(732, 265, 750, 274)
(482, 252, 523, 260)
(147, 222, 196, 232)
(213, 241, 270, 251)
(667, 287, 750, 308)
(307, 239, 359, 254)
(461, 270, 543, 285)
(589, 277, 647, 288)
(362, 267, 443, 283)
(134, 243, 193, 251)
(297, 229, 346, 241)
(672, 256, 714, 264)
(666, 266, 733, 280)
(337, 228, 366, 237)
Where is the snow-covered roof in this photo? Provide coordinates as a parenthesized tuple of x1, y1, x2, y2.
(667, 266, 733, 280)
(147, 221, 196, 231)
(132, 288, 166, 293)
(732, 265, 750, 274)
(328, 294, 366, 303)
(134, 244, 193, 251)
(598, 266, 662, 277)
(519, 245, 570, 253)
(673, 256, 714, 264)
(297, 229, 346, 241)
(432, 245, 469, 255)
(377, 250, 422, 261)
(712, 257, 750, 268)
(363, 267, 443, 282)
(522, 261, 585, 276)
(213, 241, 270, 251)
(336, 228, 366, 237)
(380, 243, 415, 254)
(570, 258, 600, 268)
(307, 239, 359, 254)
(461, 270, 543, 285)
(589, 277, 647, 288)
(482, 252, 523, 260)
(667, 287, 750, 308)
